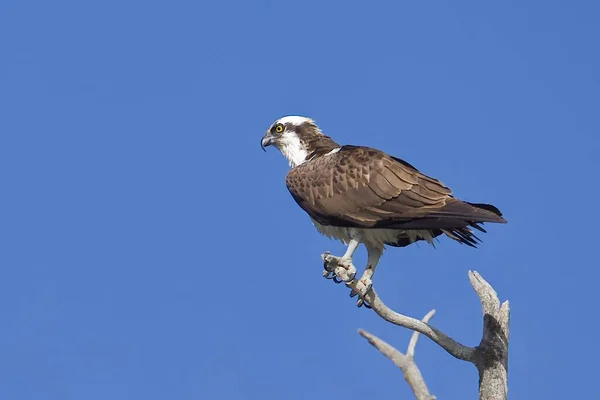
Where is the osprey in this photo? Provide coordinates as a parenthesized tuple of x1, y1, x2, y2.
(261, 116, 506, 306)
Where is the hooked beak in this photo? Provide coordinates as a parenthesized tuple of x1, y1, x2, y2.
(261, 134, 274, 152)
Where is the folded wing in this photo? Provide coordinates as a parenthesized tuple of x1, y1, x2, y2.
(285, 145, 506, 232)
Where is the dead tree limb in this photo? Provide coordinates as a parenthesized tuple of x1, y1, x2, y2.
(358, 309, 437, 400)
(324, 254, 510, 400)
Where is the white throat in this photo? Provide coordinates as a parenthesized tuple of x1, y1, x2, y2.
(276, 131, 308, 168)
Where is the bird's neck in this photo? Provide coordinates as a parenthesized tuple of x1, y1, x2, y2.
(277, 134, 309, 168)
(304, 135, 341, 163)
(278, 134, 340, 168)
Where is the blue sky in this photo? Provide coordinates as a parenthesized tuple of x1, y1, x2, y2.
(1, 0, 598, 399)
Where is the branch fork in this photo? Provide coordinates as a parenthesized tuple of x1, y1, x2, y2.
(325, 257, 510, 400)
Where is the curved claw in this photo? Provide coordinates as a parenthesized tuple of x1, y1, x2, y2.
(322, 254, 332, 270)
(332, 275, 344, 284)
(349, 289, 358, 298)
(323, 270, 335, 279)
(356, 298, 373, 308)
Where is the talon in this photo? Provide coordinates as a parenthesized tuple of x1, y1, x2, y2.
(356, 297, 372, 308)
(323, 270, 334, 279)
(332, 275, 344, 284)
(359, 278, 373, 297)
(349, 289, 358, 298)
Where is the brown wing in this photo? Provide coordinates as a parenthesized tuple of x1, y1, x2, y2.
(285, 145, 505, 229)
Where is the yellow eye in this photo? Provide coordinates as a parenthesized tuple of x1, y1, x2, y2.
(275, 124, 284, 133)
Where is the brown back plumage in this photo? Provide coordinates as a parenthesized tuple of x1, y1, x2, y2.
(286, 145, 506, 233)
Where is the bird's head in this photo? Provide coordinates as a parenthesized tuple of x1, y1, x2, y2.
(261, 116, 340, 168)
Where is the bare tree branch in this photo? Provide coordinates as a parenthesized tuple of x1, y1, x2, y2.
(407, 309, 436, 357)
(326, 257, 510, 400)
(342, 278, 477, 362)
(358, 310, 437, 400)
(469, 271, 510, 400)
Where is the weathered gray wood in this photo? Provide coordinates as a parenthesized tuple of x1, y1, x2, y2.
(323, 253, 510, 400)
(358, 310, 437, 400)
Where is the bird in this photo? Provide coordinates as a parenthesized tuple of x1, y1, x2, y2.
(261, 116, 506, 307)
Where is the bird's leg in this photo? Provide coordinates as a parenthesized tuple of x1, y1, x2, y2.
(322, 237, 359, 283)
(351, 245, 382, 308)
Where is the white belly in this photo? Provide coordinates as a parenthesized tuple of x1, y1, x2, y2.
(311, 219, 435, 250)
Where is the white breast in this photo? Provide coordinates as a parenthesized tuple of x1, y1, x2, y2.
(311, 219, 435, 250)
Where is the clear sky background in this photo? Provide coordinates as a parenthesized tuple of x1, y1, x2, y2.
(1, 1, 598, 399)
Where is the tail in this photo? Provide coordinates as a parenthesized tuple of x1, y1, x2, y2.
(381, 199, 506, 247)
(436, 200, 507, 247)
(465, 202, 507, 224)
(465, 202, 507, 223)
(432, 199, 507, 224)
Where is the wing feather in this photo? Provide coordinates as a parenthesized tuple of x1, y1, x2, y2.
(285, 145, 505, 229)
(369, 171, 401, 200)
(381, 166, 414, 190)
